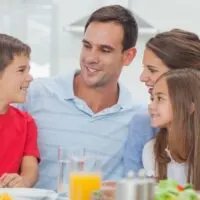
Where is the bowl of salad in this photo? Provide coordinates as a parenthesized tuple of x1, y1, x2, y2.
(154, 179, 199, 200)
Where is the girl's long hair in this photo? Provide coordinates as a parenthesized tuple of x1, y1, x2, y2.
(154, 68, 200, 190)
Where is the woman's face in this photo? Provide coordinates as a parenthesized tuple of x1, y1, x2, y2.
(140, 48, 170, 94)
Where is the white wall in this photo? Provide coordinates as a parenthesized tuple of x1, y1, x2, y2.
(119, 35, 150, 104)
(131, 0, 200, 34)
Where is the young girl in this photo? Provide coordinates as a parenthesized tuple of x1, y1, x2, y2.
(0, 34, 40, 188)
(142, 68, 200, 189)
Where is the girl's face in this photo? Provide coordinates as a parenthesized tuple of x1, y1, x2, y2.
(148, 77, 173, 129)
(140, 48, 170, 94)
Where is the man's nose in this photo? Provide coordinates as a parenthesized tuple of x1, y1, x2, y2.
(85, 49, 100, 64)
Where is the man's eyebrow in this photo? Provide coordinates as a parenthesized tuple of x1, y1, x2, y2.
(82, 39, 115, 50)
(82, 39, 90, 44)
(99, 44, 115, 51)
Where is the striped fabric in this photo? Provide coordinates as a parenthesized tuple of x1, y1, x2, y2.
(17, 70, 138, 190)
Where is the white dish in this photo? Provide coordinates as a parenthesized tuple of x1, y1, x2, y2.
(0, 188, 58, 200)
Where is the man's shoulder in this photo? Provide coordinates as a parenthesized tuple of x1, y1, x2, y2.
(28, 75, 72, 99)
(28, 77, 57, 96)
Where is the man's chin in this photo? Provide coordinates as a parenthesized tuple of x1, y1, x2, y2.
(84, 79, 105, 88)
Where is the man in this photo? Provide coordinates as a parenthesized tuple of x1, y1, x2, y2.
(18, 5, 138, 189)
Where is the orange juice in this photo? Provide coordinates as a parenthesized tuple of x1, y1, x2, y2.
(70, 172, 101, 200)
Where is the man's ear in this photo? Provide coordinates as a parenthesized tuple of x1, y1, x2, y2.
(190, 102, 195, 114)
(123, 47, 137, 66)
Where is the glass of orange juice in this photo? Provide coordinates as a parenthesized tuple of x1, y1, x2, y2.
(69, 150, 102, 200)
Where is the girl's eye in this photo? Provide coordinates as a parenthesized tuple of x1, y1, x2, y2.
(157, 96, 163, 101)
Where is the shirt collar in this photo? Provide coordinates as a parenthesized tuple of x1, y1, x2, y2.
(117, 81, 133, 110)
(57, 69, 133, 110)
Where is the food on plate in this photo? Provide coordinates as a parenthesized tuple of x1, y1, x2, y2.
(154, 179, 199, 200)
(0, 193, 13, 200)
(91, 184, 116, 200)
(91, 189, 115, 200)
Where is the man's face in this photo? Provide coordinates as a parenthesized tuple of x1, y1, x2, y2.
(80, 21, 135, 88)
(0, 54, 32, 104)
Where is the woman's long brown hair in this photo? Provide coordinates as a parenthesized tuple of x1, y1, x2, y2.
(154, 68, 200, 190)
(146, 29, 200, 70)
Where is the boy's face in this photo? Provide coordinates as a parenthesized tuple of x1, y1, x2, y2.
(0, 54, 32, 104)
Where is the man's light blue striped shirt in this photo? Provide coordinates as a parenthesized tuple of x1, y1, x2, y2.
(18, 70, 140, 190)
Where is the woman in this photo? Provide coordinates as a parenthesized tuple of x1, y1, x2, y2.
(123, 29, 200, 175)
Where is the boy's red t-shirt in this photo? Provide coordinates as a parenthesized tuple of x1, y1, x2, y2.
(0, 106, 40, 176)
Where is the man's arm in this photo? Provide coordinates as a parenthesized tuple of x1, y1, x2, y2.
(123, 110, 157, 176)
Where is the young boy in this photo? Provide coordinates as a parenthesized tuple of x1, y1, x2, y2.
(0, 34, 40, 188)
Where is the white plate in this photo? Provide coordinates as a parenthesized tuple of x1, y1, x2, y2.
(0, 188, 58, 200)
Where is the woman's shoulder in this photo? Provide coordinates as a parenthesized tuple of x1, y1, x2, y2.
(129, 107, 157, 140)
(130, 108, 151, 124)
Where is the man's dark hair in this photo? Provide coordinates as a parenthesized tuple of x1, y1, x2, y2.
(85, 5, 138, 51)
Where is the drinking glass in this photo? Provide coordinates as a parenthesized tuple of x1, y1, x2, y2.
(69, 149, 102, 200)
